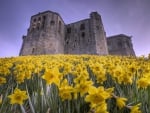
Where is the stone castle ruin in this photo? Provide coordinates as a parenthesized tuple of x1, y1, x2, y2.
(19, 11, 135, 56)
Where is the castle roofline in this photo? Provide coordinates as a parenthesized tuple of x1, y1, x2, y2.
(66, 19, 89, 26)
(31, 10, 65, 24)
(66, 11, 101, 25)
(31, 10, 59, 17)
(107, 34, 132, 39)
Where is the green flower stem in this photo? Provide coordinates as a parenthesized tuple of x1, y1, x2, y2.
(20, 105, 26, 113)
(26, 84, 35, 113)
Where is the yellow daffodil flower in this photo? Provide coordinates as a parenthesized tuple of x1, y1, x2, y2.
(0, 77, 6, 85)
(116, 97, 127, 109)
(137, 77, 150, 89)
(42, 68, 60, 86)
(130, 103, 142, 113)
(8, 88, 28, 105)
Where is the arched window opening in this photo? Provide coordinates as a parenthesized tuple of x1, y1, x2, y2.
(38, 17, 41, 21)
(43, 16, 46, 20)
(42, 15, 46, 28)
(118, 40, 123, 48)
(81, 32, 85, 38)
(33, 18, 36, 22)
(37, 23, 40, 30)
(67, 27, 71, 33)
(126, 41, 130, 48)
(66, 41, 69, 44)
(38, 17, 41, 25)
(32, 22, 36, 28)
(32, 48, 35, 54)
(50, 20, 55, 25)
(80, 23, 85, 30)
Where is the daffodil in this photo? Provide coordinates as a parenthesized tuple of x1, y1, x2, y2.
(137, 77, 150, 89)
(42, 68, 60, 86)
(94, 101, 108, 113)
(130, 103, 142, 113)
(59, 86, 74, 101)
(15, 74, 25, 84)
(75, 80, 93, 96)
(116, 97, 127, 109)
(0, 77, 6, 85)
(8, 88, 28, 105)
(59, 79, 74, 101)
(85, 86, 112, 106)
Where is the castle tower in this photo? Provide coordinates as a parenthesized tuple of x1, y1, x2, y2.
(64, 12, 108, 55)
(107, 34, 136, 56)
(90, 12, 108, 55)
(19, 11, 65, 55)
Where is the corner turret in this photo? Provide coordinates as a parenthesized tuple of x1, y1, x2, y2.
(90, 12, 108, 55)
(20, 11, 65, 55)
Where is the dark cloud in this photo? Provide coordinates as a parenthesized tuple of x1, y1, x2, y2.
(0, 0, 149, 57)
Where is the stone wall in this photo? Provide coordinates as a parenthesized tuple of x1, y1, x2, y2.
(19, 10, 135, 56)
(64, 12, 108, 55)
(90, 12, 108, 55)
(65, 19, 97, 54)
(20, 11, 65, 55)
(107, 34, 136, 56)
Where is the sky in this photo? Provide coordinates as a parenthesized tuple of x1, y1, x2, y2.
(0, 0, 150, 57)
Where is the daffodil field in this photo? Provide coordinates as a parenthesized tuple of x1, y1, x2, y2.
(0, 55, 150, 113)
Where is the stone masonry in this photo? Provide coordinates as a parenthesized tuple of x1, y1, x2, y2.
(19, 10, 135, 56)
(107, 34, 135, 56)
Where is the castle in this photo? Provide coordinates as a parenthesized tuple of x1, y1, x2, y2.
(19, 11, 135, 56)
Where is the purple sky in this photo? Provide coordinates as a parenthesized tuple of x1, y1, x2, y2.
(0, 0, 150, 57)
